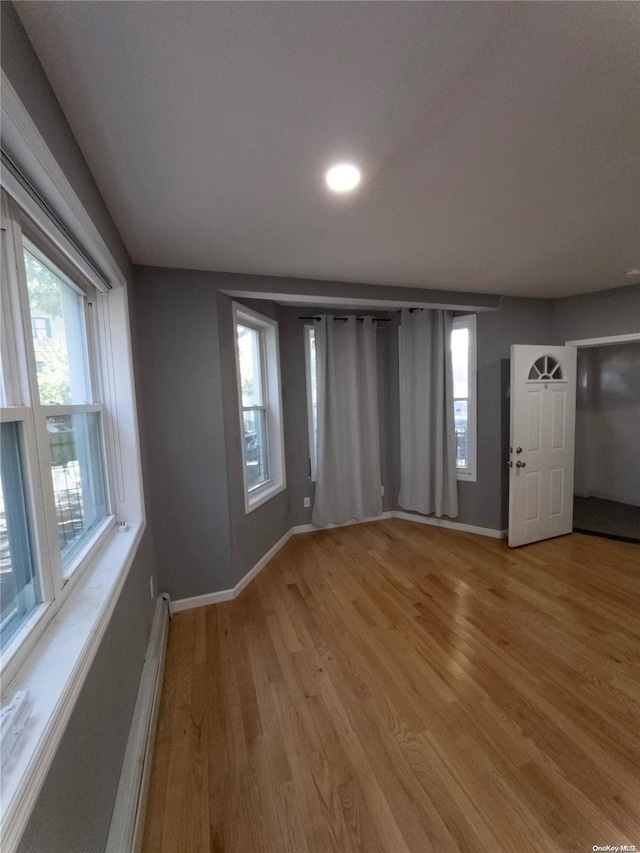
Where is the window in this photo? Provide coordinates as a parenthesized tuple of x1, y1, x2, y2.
(1, 88, 146, 845)
(0, 191, 113, 666)
(0, 423, 38, 653)
(237, 324, 270, 490)
(451, 314, 477, 481)
(304, 325, 318, 481)
(306, 315, 478, 487)
(30, 317, 51, 340)
(528, 355, 564, 382)
(233, 303, 285, 512)
(24, 242, 91, 406)
(23, 243, 108, 573)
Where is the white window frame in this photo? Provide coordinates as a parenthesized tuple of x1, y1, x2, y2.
(452, 313, 477, 482)
(1, 191, 117, 678)
(0, 74, 146, 847)
(232, 302, 286, 513)
(304, 324, 317, 482)
(22, 228, 113, 574)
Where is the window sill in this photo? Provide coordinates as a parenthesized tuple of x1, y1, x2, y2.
(60, 516, 116, 583)
(245, 481, 286, 514)
(456, 471, 477, 483)
(0, 519, 145, 853)
(1, 515, 117, 690)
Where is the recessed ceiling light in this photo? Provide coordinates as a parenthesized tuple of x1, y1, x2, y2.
(325, 163, 361, 193)
(625, 267, 640, 277)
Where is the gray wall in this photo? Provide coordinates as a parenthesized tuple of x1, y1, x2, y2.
(553, 281, 640, 507)
(466, 297, 554, 531)
(575, 343, 640, 507)
(3, 6, 158, 852)
(133, 267, 234, 598)
(131, 271, 293, 601)
(552, 281, 640, 343)
(15, 538, 156, 853)
(177, 267, 502, 312)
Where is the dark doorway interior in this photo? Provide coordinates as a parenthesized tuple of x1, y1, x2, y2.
(574, 495, 640, 543)
(573, 342, 640, 544)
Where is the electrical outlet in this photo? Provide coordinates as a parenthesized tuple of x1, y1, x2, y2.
(304, 497, 311, 508)
(381, 486, 385, 496)
(149, 575, 155, 599)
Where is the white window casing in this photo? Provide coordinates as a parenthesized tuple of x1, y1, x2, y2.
(0, 80, 145, 852)
(1, 70, 126, 293)
(452, 313, 477, 482)
(232, 302, 286, 513)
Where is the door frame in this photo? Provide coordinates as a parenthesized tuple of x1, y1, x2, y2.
(568, 329, 640, 523)
(565, 332, 640, 348)
(507, 332, 640, 545)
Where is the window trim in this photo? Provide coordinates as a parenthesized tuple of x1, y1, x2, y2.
(232, 302, 286, 513)
(0, 78, 146, 851)
(0, 190, 121, 672)
(1, 193, 120, 676)
(1, 207, 143, 848)
(452, 313, 477, 483)
(23, 227, 114, 569)
(238, 322, 271, 494)
(1, 70, 127, 292)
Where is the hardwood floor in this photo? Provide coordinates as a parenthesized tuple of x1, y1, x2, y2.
(142, 520, 640, 853)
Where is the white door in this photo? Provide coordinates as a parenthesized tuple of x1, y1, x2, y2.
(508, 345, 577, 547)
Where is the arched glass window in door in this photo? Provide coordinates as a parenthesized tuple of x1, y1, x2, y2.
(528, 355, 564, 381)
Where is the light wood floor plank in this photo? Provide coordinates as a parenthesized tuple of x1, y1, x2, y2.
(143, 521, 640, 853)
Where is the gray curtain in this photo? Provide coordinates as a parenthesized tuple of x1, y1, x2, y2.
(312, 315, 383, 526)
(398, 309, 459, 518)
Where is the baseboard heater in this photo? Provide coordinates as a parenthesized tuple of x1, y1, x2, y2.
(105, 593, 170, 853)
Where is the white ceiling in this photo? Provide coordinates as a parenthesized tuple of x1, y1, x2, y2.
(16, 1, 640, 298)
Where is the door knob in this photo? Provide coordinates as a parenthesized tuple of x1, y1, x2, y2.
(515, 447, 523, 454)
(516, 460, 526, 468)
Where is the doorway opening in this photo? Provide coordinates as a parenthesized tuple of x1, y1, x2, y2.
(571, 335, 640, 543)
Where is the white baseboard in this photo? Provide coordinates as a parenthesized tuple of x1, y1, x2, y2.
(171, 512, 505, 613)
(393, 510, 506, 539)
(105, 594, 170, 853)
(170, 586, 235, 612)
(292, 511, 395, 535)
(170, 528, 294, 614)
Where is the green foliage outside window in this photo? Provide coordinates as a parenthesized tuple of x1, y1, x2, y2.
(24, 252, 72, 405)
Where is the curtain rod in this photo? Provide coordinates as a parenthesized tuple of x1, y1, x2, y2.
(298, 315, 390, 323)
